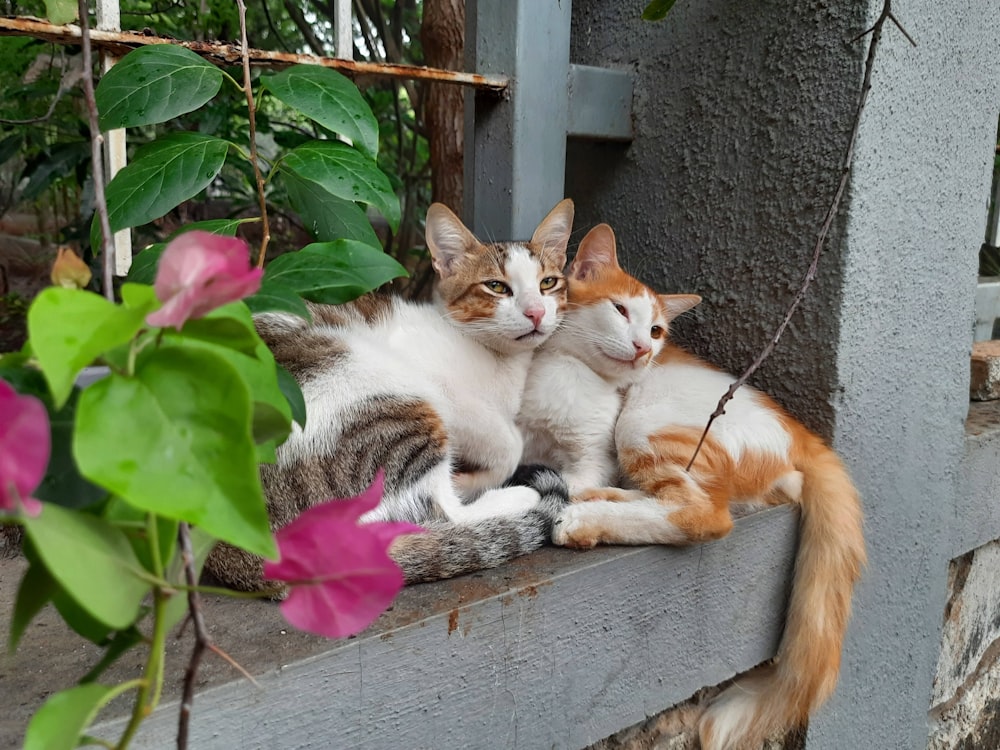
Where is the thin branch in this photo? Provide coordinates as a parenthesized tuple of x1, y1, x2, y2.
(685, 0, 915, 471)
(0, 62, 76, 125)
(76, 0, 115, 301)
(282, 0, 326, 56)
(236, 0, 271, 269)
(176, 523, 209, 750)
(0, 16, 508, 92)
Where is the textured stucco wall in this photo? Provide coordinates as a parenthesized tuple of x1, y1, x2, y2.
(566, 0, 1000, 747)
(567, 0, 865, 434)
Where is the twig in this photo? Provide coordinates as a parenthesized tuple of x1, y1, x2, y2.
(236, 0, 271, 269)
(0, 17, 508, 92)
(0, 65, 75, 125)
(76, 0, 115, 301)
(685, 0, 916, 471)
(176, 523, 208, 750)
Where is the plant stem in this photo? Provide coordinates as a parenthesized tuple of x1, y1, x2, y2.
(76, 0, 116, 301)
(114, 516, 170, 750)
(236, 0, 271, 268)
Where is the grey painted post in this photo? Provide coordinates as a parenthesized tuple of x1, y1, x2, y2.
(463, 0, 572, 240)
(565, 0, 1000, 746)
(812, 2, 998, 746)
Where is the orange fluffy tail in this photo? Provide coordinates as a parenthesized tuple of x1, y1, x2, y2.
(699, 431, 866, 749)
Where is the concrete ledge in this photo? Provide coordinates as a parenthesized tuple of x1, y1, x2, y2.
(1, 506, 798, 750)
(953, 399, 1000, 558)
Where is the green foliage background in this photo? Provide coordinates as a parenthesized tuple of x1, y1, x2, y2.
(0, 0, 433, 308)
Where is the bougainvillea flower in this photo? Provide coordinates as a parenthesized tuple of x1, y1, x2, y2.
(0, 379, 49, 517)
(146, 231, 263, 329)
(50, 246, 92, 289)
(263, 472, 422, 639)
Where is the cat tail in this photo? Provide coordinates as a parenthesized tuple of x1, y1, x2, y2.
(390, 466, 569, 584)
(700, 428, 866, 750)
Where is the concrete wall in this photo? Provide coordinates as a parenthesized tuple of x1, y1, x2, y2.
(566, 0, 1000, 747)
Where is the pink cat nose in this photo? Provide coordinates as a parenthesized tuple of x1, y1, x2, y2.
(524, 306, 545, 328)
(633, 341, 651, 358)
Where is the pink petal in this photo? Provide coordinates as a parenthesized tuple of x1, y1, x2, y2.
(0, 380, 49, 517)
(146, 231, 262, 329)
(263, 472, 423, 639)
(276, 532, 405, 638)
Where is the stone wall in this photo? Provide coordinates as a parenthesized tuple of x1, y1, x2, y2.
(929, 542, 1000, 750)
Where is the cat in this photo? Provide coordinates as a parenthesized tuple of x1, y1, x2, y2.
(517, 222, 700, 496)
(538, 229, 866, 750)
(205, 199, 575, 592)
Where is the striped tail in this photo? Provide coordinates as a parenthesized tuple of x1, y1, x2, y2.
(392, 465, 569, 584)
(700, 433, 866, 749)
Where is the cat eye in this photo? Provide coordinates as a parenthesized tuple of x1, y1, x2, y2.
(651, 325, 664, 339)
(613, 302, 628, 318)
(539, 276, 559, 291)
(484, 280, 511, 295)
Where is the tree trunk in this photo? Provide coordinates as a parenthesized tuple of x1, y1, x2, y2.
(421, 0, 464, 215)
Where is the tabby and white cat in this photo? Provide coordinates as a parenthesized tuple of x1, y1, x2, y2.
(205, 200, 575, 591)
(528, 225, 865, 750)
(517, 223, 700, 495)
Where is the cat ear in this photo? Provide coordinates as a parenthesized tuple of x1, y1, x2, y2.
(568, 223, 619, 281)
(530, 198, 574, 268)
(425, 203, 480, 278)
(661, 294, 702, 321)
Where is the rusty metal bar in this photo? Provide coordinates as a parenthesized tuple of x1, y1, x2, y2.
(0, 16, 509, 92)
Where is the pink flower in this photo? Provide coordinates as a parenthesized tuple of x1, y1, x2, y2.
(0, 379, 49, 517)
(263, 472, 422, 639)
(146, 231, 263, 329)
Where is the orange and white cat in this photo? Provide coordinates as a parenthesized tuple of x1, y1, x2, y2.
(518, 223, 699, 494)
(544, 226, 866, 749)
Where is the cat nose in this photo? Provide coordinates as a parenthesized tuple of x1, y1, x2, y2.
(633, 341, 651, 358)
(524, 305, 545, 328)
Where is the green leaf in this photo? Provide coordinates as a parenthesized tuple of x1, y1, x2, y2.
(125, 244, 166, 285)
(264, 240, 407, 305)
(104, 498, 179, 575)
(42, 0, 77, 25)
(37, 387, 106, 510)
(0, 133, 23, 166)
(252, 401, 292, 445)
(244, 278, 312, 319)
(263, 65, 379, 158)
(178, 304, 262, 357)
(163, 315, 293, 463)
(167, 218, 247, 240)
(23, 683, 116, 750)
(642, 0, 677, 21)
(80, 627, 145, 684)
(9, 562, 56, 653)
(276, 364, 306, 429)
(280, 141, 400, 231)
(27, 285, 158, 408)
(283, 170, 382, 247)
(21, 141, 90, 202)
(52, 588, 113, 644)
(104, 133, 230, 233)
(74, 347, 276, 558)
(22, 504, 151, 629)
(96, 45, 224, 130)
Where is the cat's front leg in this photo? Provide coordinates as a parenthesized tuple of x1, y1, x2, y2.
(451, 421, 524, 500)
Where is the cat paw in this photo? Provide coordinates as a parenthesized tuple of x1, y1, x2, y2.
(571, 487, 643, 504)
(552, 504, 600, 549)
(503, 465, 569, 511)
